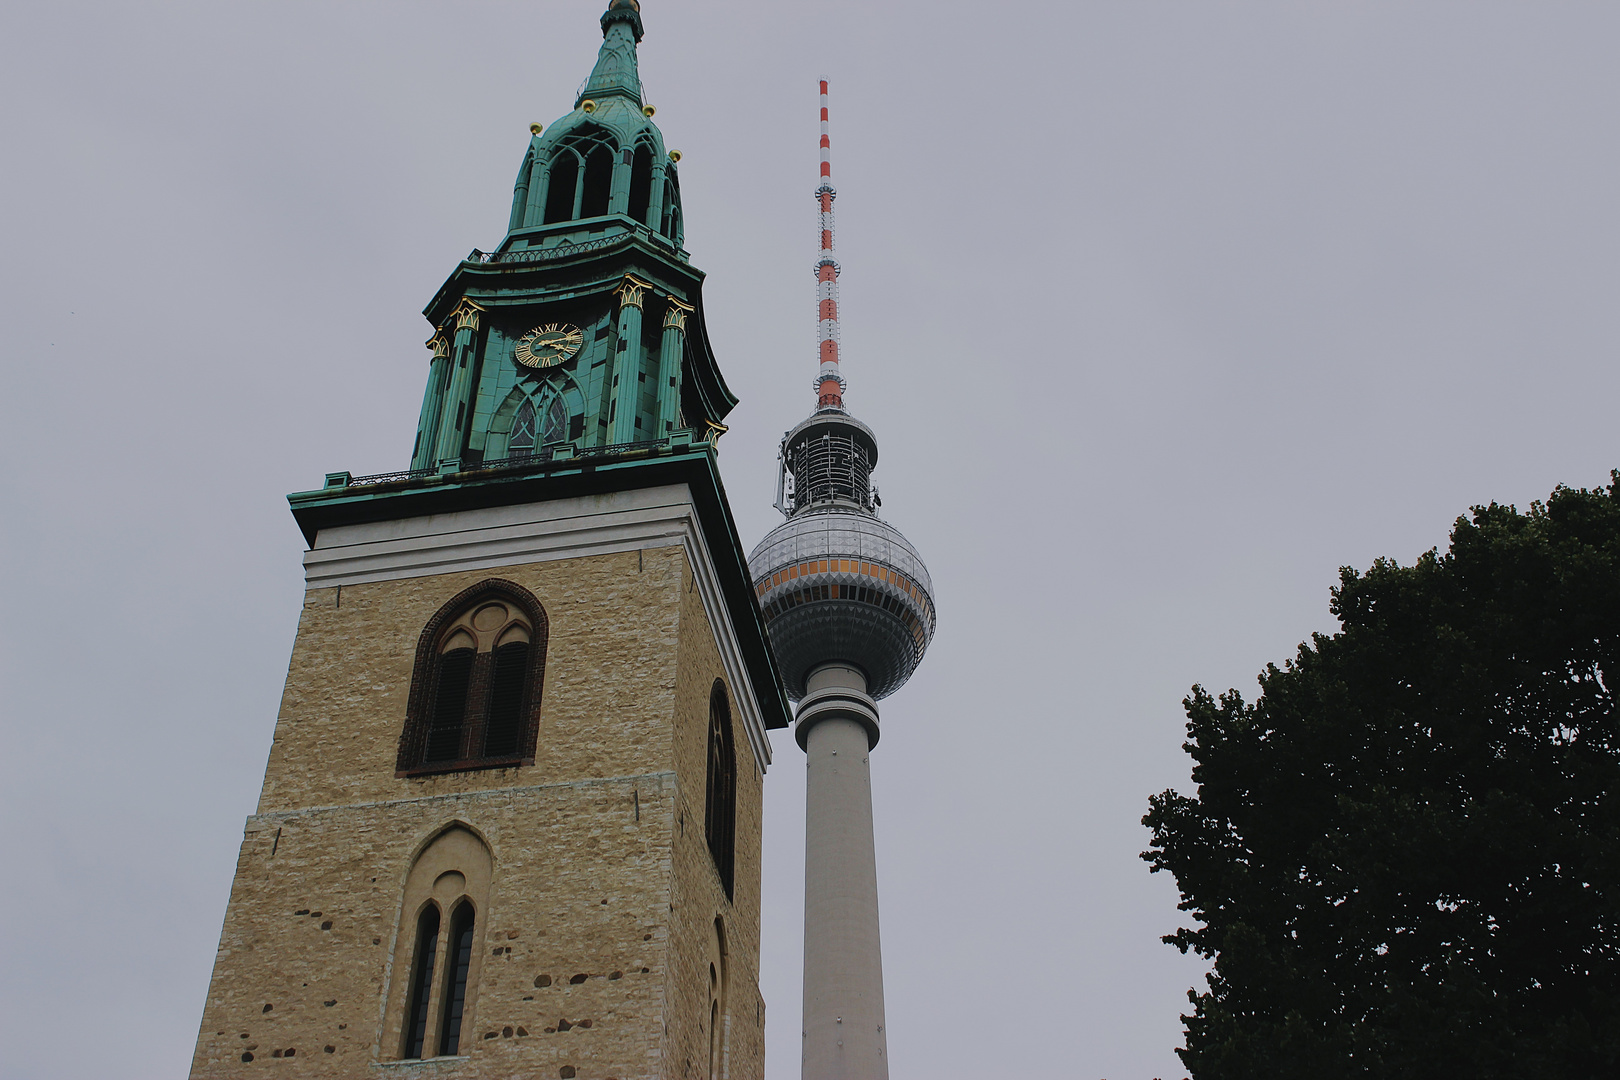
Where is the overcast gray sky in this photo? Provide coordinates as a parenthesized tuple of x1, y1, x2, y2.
(3, 2, 1618, 1078)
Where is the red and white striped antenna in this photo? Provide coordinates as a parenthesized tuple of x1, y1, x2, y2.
(814, 79, 845, 411)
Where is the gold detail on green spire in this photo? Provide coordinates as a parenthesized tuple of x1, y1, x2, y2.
(663, 299, 694, 333)
(615, 275, 653, 310)
(450, 298, 485, 332)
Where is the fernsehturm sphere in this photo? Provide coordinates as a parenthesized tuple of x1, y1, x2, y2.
(747, 80, 937, 1080)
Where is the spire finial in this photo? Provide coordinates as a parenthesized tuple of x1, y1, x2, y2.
(601, 0, 643, 41)
(579, 0, 644, 107)
(814, 79, 845, 411)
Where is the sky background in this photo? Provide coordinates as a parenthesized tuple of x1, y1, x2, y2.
(2, 2, 1618, 1078)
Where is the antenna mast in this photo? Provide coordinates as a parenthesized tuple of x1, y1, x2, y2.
(815, 79, 845, 411)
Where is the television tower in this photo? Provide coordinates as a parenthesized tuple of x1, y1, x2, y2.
(748, 80, 937, 1080)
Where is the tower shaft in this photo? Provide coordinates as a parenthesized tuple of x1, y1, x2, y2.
(799, 664, 889, 1080)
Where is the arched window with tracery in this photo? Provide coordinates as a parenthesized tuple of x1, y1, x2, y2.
(388, 825, 493, 1061)
(398, 580, 548, 776)
(705, 680, 736, 899)
(508, 396, 570, 459)
(542, 125, 617, 225)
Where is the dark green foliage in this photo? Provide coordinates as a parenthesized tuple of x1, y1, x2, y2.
(1144, 476, 1620, 1078)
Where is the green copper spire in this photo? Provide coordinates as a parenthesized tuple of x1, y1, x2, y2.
(578, 0, 644, 107)
(329, 0, 732, 482)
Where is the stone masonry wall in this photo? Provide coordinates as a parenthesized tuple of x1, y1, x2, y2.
(663, 550, 766, 1080)
(190, 543, 766, 1080)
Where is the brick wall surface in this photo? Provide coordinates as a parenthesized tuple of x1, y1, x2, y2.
(190, 543, 766, 1080)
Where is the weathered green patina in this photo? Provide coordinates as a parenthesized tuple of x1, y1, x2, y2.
(401, 0, 727, 474)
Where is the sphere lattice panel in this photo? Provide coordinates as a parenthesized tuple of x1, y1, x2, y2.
(748, 507, 935, 701)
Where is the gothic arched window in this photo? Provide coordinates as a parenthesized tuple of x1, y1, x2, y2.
(543, 149, 580, 224)
(398, 580, 548, 776)
(542, 126, 618, 225)
(704, 680, 736, 899)
(508, 396, 569, 459)
(387, 826, 494, 1061)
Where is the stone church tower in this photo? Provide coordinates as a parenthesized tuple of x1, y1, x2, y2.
(188, 3, 789, 1077)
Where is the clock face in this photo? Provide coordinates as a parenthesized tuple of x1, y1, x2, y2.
(514, 322, 584, 369)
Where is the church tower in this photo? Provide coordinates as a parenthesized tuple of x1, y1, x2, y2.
(189, 4, 789, 1077)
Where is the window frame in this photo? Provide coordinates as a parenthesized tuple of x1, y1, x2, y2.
(397, 579, 549, 777)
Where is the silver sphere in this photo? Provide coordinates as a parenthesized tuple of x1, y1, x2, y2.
(748, 505, 936, 701)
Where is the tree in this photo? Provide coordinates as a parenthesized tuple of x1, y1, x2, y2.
(1143, 476, 1620, 1079)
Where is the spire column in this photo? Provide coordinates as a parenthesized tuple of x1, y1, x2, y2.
(647, 156, 668, 238)
(411, 333, 452, 471)
(433, 299, 484, 466)
(609, 276, 651, 445)
(657, 299, 692, 436)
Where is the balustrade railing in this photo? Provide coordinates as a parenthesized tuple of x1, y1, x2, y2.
(344, 436, 678, 488)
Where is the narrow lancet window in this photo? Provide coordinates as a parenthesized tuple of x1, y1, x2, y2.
(708, 918, 729, 1079)
(544, 151, 579, 223)
(402, 905, 441, 1059)
(387, 827, 494, 1061)
(628, 144, 654, 223)
(438, 902, 477, 1056)
(705, 681, 737, 899)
